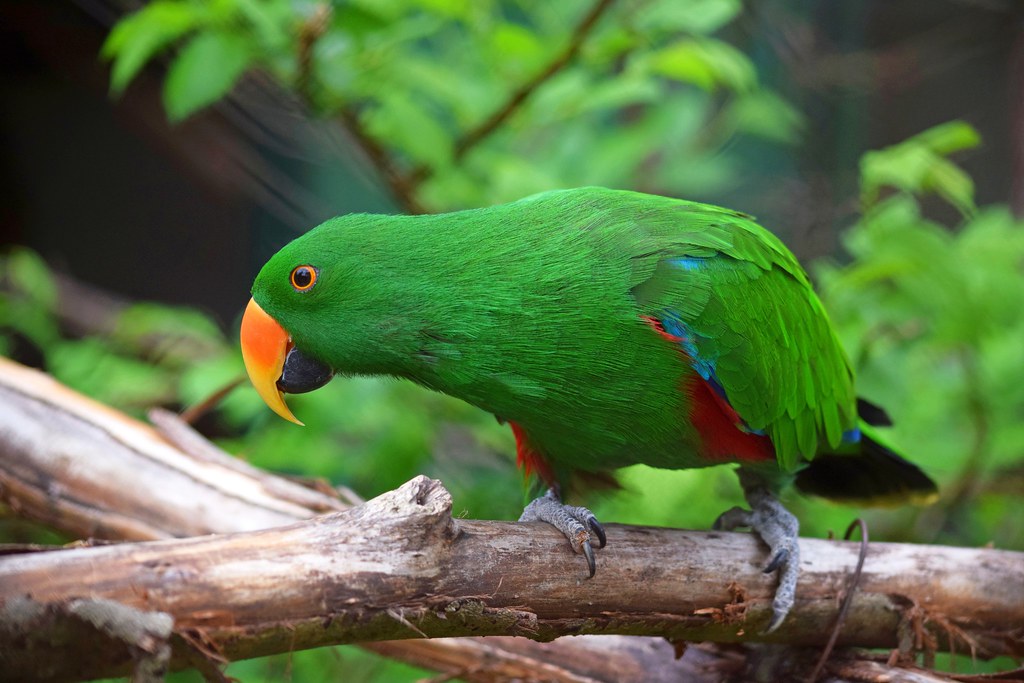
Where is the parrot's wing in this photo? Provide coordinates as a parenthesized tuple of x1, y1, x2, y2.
(628, 201, 857, 470)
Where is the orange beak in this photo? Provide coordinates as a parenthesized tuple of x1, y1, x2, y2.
(240, 298, 303, 425)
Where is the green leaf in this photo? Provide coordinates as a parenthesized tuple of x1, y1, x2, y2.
(914, 119, 982, 156)
(488, 22, 545, 77)
(582, 27, 639, 65)
(649, 38, 756, 93)
(578, 74, 661, 113)
(233, 0, 293, 52)
(102, 1, 201, 95)
(163, 31, 254, 121)
(524, 69, 592, 122)
(0, 248, 60, 350)
(410, 0, 472, 20)
(364, 94, 453, 166)
(0, 299, 60, 351)
(48, 339, 176, 411)
(114, 303, 226, 365)
(332, 4, 390, 37)
(726, 89, 805, 144)
(636, 0, 743, 35)
(859, 120, 980, 216)
(5, 247, 57, 309)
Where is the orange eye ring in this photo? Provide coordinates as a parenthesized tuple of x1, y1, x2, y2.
(290, 265, 318, 292)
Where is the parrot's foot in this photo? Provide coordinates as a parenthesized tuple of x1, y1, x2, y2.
(518, 487, 606, 577)
(714, 485, 800, 632)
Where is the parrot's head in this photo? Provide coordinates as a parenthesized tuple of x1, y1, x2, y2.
(240, 215, 414, 425)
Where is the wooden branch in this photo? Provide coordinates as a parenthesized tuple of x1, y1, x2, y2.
(4, 474, 1022, 682)
(362, 637, 746, 683)
(1, 357, 1020, 682)
(0, 356, 342, 541)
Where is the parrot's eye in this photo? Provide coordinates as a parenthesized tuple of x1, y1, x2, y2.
(290, 265, 318, 292)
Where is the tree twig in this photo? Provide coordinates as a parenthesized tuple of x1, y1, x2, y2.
(296, 4, 332, 104)
(404, 0, 617, 189)
(289, 2, 425, 214)
(809, 518, 870, 682)
(337, 108, 426, 214)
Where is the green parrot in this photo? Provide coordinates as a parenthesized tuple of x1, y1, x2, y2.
(240, 187, 936, 630)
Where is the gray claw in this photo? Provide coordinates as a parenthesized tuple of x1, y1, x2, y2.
(722, 473, 802, 631)
(765, 609, 786, 634)
(712, 505, 753, 532)
(588, 517, 607, 549)
(763, 548, 788, 574)
(519, 488, 605, 577)
(582, 539, 596, 577)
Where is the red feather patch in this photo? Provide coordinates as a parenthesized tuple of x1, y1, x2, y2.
(509, 421, 556, 485)
(641, 316, 774, 463)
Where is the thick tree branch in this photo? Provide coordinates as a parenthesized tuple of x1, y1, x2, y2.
(3, 475, 1022, 682)
(1, 357, 1020, 682)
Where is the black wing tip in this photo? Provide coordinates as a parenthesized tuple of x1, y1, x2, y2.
(795, 433, 938, 506)
(857, 397, 893, 427)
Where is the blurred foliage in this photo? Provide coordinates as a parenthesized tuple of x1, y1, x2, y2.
(101, 0, 803, 211)
(1, 0, 1020, 679)
(858, 120, 982, 218)
(816, 121, 1024, 551)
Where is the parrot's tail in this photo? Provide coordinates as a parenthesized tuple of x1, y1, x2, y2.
(792, 401, 938, 507)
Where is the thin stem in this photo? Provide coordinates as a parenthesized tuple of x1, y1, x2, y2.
(404, 0, 617, 189)
(338, 109, 427, 214)
(808, 518, 869, 683)
(294, 4, 426, 214)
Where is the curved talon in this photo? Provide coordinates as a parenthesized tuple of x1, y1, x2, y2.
(764, 548, 788, 574)
(519, 489, 606, 577)
(588, 518, 607, 549)
(712, 506, 752, 532)
(582, 539, 596, 578)
(765, 610, 786, 634)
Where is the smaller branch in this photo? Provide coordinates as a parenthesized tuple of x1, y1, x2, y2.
(829, 659, 974, 683)
(296, 4, 332, 104)
(0, 356, 342, 539)
(809, 518, 869, 683)
(405, 0, 617, 189)
(178, 377, 245, 425)
(147, 407, 348, 514)
(290, 2, 425, 215)
(338, 108, 426, 214)
(366, 637, 748, 683)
